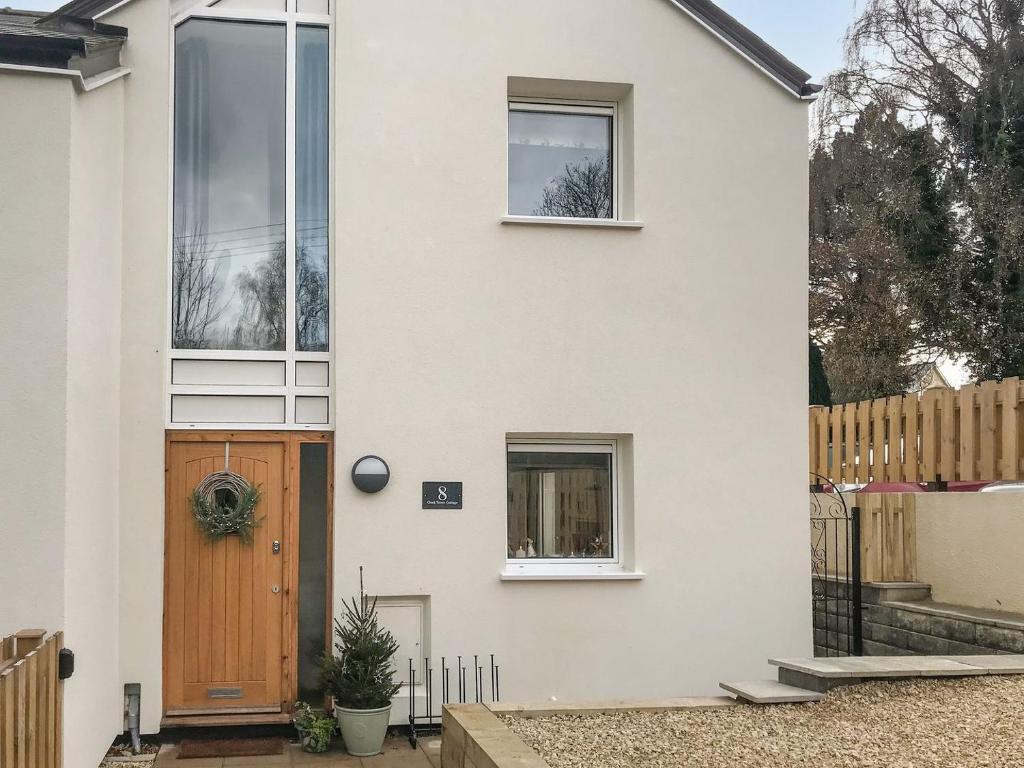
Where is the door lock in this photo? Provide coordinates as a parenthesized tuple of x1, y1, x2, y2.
(272, 540, 281, 554)
(272, 585, 280, 594)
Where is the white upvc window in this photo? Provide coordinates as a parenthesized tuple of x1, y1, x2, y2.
(505, 439, 631, 580)
(167, 0, 332, 429)
(507, 99, 618, 221)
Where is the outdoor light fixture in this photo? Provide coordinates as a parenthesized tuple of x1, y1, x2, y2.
(351, 455, 390, 493)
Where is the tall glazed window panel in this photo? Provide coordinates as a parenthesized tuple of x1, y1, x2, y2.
(296, 25, 330, 353)
(172, 19, 286, 351)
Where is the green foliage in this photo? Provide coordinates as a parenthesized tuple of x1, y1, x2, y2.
(191, 483, 262, 543)
(809, 339, 832, 406)
(810, 103, 952, 402)
(292, 702, 335, 753)
(319, 584, 401, 710)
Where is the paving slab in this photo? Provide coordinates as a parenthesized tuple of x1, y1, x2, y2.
(768, 658, 861, 678)
(771, 656, 987, 680)
(719, 680, 825, 704)
(940, 655, 1024, 674)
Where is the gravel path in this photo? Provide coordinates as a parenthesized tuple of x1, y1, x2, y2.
(504, 677, 1024, 767)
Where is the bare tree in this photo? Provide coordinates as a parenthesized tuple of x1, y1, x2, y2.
(296, 244, 328, 352)
(534, 156, 612, 218)
(232, 242, 286, 351)
(172, 225, 225, 349)
(821, 0, 1024, 380)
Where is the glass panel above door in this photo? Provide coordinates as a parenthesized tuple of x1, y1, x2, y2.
(172, 19, 286, 351)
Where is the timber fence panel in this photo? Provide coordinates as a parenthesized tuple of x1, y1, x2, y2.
(810, 377, 1024, 484)
(855, 493, 917, 584)
(0, 632, 63, 768)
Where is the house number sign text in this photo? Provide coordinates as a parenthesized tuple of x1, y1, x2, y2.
(422, 482, 462, 509)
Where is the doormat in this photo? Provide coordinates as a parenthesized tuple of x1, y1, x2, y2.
(177, 738, 284, 759)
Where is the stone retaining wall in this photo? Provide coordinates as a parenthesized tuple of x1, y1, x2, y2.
(812, 578, 1024, 657)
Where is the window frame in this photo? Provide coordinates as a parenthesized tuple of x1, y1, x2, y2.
(166, 0, 332, 430)
(505, 439, 621, 568)
(506, 98, 619, 222)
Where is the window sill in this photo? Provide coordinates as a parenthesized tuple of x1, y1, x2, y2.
(501, 215, 645, 230)
(500, 566, 645, 582)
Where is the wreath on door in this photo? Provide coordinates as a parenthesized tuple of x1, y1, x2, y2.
(191, 470, 263, 543)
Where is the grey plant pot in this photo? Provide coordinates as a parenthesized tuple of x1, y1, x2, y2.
(335, 704, 391, 757)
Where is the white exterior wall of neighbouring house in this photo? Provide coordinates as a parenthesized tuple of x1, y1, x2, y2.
(0, 73, 71, 638)
(0, 70, 126, 767)
(100, 0, 811, 737)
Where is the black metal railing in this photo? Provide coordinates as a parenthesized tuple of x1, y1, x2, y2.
(407, 653, 500, 747)
(810, 479, 863, 657)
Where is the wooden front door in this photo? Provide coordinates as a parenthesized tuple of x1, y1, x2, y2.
(164, 437, 287, 716)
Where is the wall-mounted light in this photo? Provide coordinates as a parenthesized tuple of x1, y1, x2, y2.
(351, 455, 390, 493)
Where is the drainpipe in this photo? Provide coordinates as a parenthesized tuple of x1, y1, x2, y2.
(124, 684, 142, 755)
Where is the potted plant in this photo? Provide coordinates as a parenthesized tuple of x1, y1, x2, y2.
(319, 572, 401, 757)
(292, 702, 336, 753)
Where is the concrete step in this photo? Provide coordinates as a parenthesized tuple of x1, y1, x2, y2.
(719, 680, 826, 704)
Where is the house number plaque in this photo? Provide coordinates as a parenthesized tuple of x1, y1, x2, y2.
(422, 482, 462, 510)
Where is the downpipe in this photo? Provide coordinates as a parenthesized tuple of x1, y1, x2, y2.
(124, 684, 142, 755)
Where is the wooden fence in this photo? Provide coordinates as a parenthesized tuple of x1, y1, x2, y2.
(0, 630, 63, 768)
(810, 377, 1024, 484)
(810, 493, 918, 584)
(859, 493, 917, 583)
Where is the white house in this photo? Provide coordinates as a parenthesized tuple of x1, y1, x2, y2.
(0, 0, 817, 764)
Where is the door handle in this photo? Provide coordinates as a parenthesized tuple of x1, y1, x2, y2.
(272, 540, 281, 554)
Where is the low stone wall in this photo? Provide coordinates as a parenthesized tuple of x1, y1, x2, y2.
(863, 583, 1024, 656)
(441, 703, 548, 768)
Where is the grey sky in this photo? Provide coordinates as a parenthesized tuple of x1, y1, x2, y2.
(16, 0, 860, 82)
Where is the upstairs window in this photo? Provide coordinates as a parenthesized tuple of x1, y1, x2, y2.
(507, 101, 614, 220)
(172, 18, 329, 353)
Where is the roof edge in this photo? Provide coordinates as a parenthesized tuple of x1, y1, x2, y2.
(665, 0, 820, 99)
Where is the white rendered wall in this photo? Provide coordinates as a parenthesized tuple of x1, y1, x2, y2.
(107, 0, 171, 736)
(330, 0, 812, 701)
(0, 73, 71, 637)
(62, 79, 127, 766)
(108, 0, 812, 730)
(0, 71, 127, 768)
(916, 493, 1024, 614)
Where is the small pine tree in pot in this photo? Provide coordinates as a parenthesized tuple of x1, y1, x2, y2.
(319, 570, 401, 757)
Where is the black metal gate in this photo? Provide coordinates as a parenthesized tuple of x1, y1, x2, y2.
(810, 482, 862, 657)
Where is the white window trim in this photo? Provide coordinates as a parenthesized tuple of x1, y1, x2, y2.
(503, 439, 642, 580)
(165, 2, 333, 430)
(507, 98, 630, 226)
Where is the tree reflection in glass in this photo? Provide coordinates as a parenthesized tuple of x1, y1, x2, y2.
(172, 19, 286, 350)
(296, 26, 330, 352)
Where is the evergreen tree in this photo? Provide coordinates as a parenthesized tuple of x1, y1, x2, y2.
(319, 573, 401, 710)
(809, 338, 832, 406)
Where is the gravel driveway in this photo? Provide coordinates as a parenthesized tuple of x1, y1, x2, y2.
(504, 676, 1024, 767)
